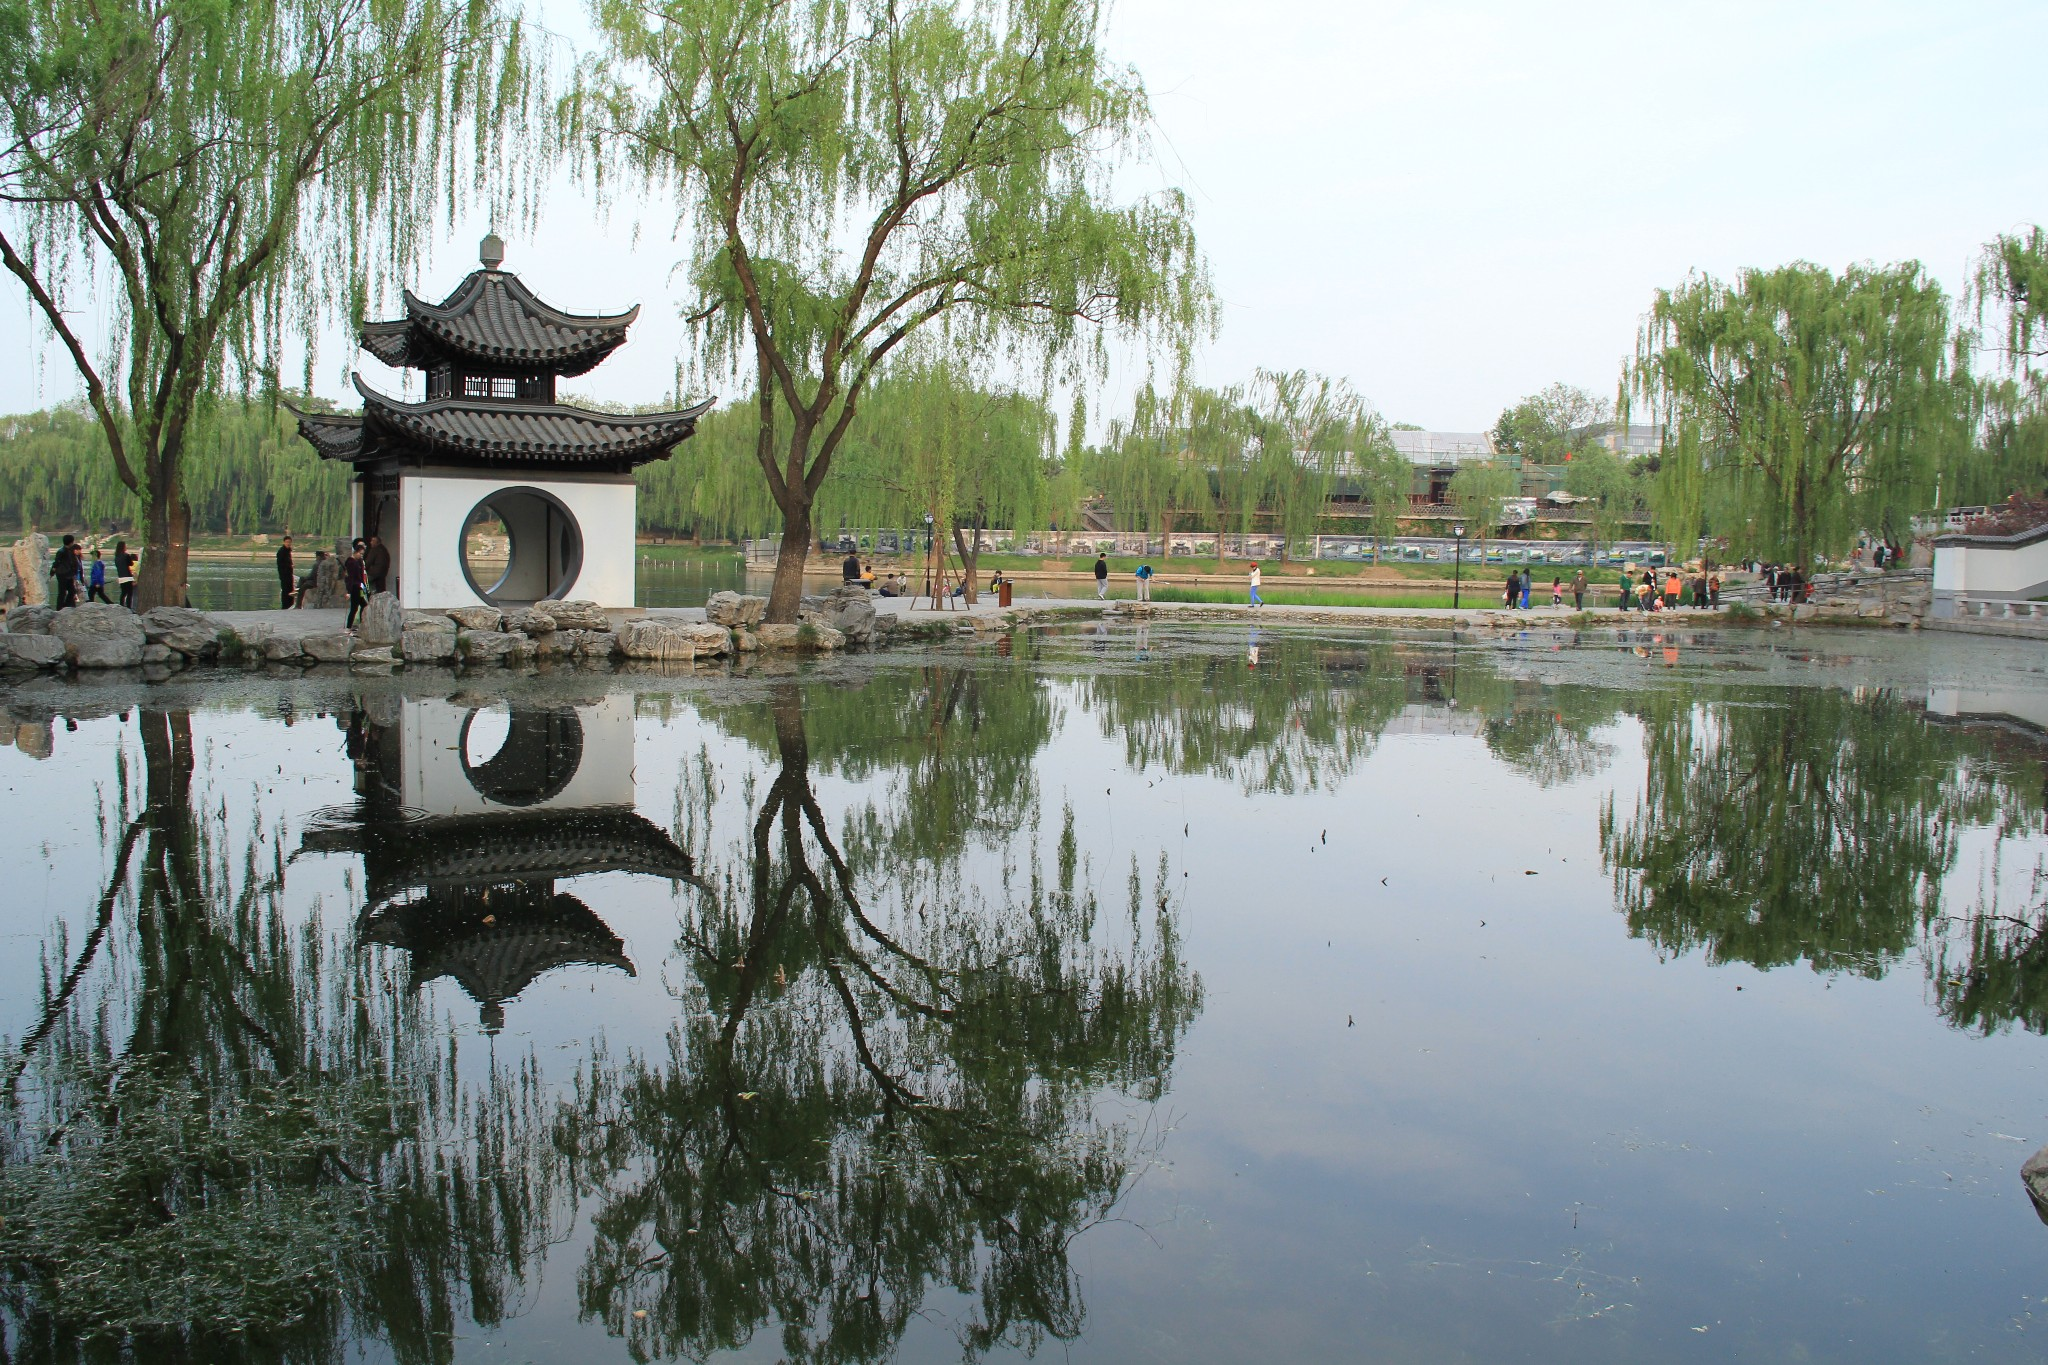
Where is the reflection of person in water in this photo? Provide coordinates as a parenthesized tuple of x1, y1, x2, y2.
(1247, 626, 1260, 667)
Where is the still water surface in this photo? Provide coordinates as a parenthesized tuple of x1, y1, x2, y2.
(4, 623, 2048, 1362)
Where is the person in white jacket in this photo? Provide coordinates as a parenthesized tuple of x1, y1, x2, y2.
(1248, 562, 1262, 607)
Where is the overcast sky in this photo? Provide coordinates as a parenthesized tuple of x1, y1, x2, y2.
(3, 0, 2044, 432)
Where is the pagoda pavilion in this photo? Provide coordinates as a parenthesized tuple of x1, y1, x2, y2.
(294, 234, 711, 610)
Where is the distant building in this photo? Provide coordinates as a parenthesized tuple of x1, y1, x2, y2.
(1389, 430, 1495, 465)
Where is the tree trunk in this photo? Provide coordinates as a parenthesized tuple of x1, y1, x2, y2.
(766, 507, 813, 624)
(1161, 510, 1173, 559)
(951, 522, 979, 605)
(138, 480, 191, 612)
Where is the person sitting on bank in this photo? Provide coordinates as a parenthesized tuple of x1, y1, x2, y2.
(859, 560, 877, 585)
(295, 549, 330, 607)
(842, 550, 862, 584)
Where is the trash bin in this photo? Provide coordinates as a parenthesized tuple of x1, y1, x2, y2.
(998, 581, 1013, 607)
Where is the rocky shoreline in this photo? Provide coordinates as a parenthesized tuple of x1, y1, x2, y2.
(0, 585, 1003, 676)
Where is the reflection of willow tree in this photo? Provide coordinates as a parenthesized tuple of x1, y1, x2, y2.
(1480, 684, 1625, 788)
(1603, 689, 2027, 977)
(559, 686, 1200, 1362)
(0, 710, 565, 1365)
(1074, 639, 1410, 792)
(713, 661, 1058, 865)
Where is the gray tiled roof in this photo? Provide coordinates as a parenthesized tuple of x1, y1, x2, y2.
(291, 377, 712, 469)
(360, 269, 640, 375)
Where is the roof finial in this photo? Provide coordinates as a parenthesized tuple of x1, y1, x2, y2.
(480, 232, 505, 270)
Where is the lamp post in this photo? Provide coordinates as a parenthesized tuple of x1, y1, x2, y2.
(1453, 524, 1466, 609)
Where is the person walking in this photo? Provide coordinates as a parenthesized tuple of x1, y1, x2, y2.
(1248, 561, 1263, 608)
(1663, 570, 1680, 611)
(1571, 568, 1587, 611)
(86, 549, 111, 603)
(364, 533, 391, 595)
(276, 536, 296, 609)
(1617, 567, 1632, 610)
(51, 535, 79, 607)
(114, 541, 136, 608)
(344, 540, 368, 630)
(1504, 568, 1519, 608)
(1094, 554, 1110, 599)
(1551, 577, 1563, 607)
(1135, 562, 1153, 602)
(1708, 572, 1721, 608)
(1520, 571, 1532, 610)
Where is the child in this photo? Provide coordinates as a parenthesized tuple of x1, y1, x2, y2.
(1551, 577, 1563, 607)
(86, 549, 111, 603)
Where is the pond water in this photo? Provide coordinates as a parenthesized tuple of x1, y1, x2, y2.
(4, 623, 2048, 1363)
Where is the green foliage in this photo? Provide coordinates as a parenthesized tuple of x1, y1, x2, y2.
(1625, 262, 1960, 563)
(1958, 226, 2048, 503)
(1561, 446, 1639, 555)
(573, 0, 1212, 618)
(1490, 383, 1609, 464)
(0, 0, 536, 605)
(1448, 461, 1516, 542)
(0, 398, 351, 535)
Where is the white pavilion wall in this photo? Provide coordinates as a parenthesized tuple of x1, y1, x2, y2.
(396, 469, 637, 609)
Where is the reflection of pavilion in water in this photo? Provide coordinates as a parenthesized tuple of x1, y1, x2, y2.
(304, 695, 697, 1030)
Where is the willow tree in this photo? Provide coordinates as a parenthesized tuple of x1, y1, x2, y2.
(1562, 445, 1636, 561)
(1352, 421, 1410, 559)
(1624, 262, 1956, 567)
(1448, 461, 1515, 555)
(575, 0, 1210, 622)
(1249, 368, 1361, 559)
(1963, 226, 2048, 502)
(0, 0, 531, 609)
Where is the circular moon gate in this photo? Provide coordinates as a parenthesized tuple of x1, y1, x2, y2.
(459, 486, 584, 606)
(459, 706, 586, 807)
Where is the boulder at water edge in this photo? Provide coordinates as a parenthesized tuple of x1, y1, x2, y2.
(401, 624, 457, 663)
(754, 622, 845, 652)
(300, 631, 355, 662)
(617, 619, 698, 661)
(6, 606, 56, 634)
(2023, 1145, 2048, 1226)
(705, 591, 767, 627)
(139, 605, 222, 658)
(51, 604, 146, 668)
(0, 634, 65, 669)
(456, 630, 525, 664)
(535, 599, 609, 631)
(503, 607, 556, 635)
(357, 592, 403, 646)
(445, 604, 503, 631)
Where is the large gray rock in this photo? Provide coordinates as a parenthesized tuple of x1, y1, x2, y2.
(300, 631, 355, 662)
(2024, 1145, 2048, 1226)
(618, 619, 702, 661)
(304, 552, 345, 609)
(0, 634, 65, 669)
(576, 631, 619, 658)
(139, 606, 222, 658)
(357, 592, 403, 646)
(51, 604, 146, 668)
(138, 605, 209, 642)
(140, 643, 183, 667)
(705, 591, 767, 627)
(6, 606, 56, 634)
(261, 633, 307, 662)
(0, 545, 16, 603)
(818, 593, 876, 646)
(755, 621, 845, 652)
(445, 605, 503, 632)
(535, 599, 609, 631)
(401, 624, 457, 664)
(503, 606, 556, 635)
(350, 645, 396, 668)
(10, 534, 49, 607)
(456, 629, 522, 664)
